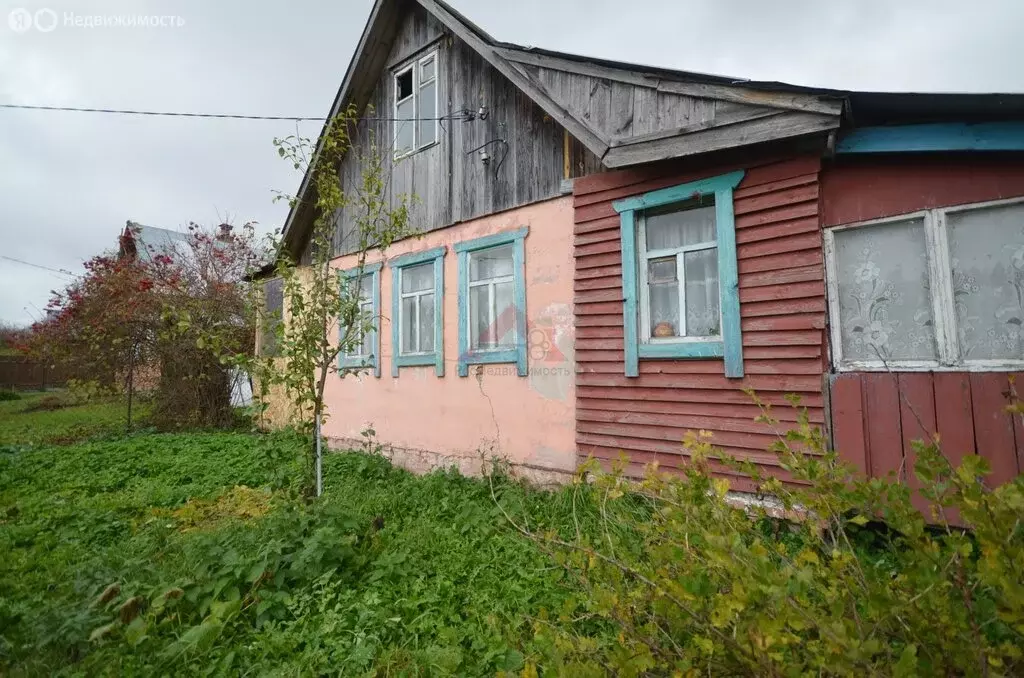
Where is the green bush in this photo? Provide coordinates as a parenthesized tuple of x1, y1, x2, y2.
(0, 390, 20, 402)
(529, 396, 1024, 677)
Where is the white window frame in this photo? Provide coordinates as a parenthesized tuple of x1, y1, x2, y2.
(636, 207, 722, 345)
(392, 50, 438, 159)
(824, 195, 1024, 373)
(467, 247, 515, 352)
(344, 277, 375, 360)
(397, 263, 435, 356)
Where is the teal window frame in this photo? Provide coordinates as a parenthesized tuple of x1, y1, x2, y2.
(454, 226, 528, 377)
(613, 170, 745, 379)
(390, 246, 446, 377)
(338, 262, 382, 378)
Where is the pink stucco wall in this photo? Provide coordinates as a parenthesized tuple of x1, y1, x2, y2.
(322, 195, 576, 476)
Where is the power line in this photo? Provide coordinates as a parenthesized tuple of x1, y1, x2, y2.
(0, 102, 478, 124)
(0, 255, 78, 278)
(0, 103, 324, 121)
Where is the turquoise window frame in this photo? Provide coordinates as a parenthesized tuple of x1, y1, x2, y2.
(613, 170, 745, 379)
(390, 246, 446, 377)
(454, 226, 529, 377)
(338, 262, 382, 378)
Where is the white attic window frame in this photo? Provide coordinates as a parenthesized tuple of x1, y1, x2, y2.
(393, 50, 439, 159)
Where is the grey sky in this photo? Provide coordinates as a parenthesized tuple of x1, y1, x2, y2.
(2, 0, 1023, 325)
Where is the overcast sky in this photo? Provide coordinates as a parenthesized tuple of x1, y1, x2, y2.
(2, 0, 1023, 325)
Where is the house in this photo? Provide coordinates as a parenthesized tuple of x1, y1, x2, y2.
(265, 0, 1024, 489)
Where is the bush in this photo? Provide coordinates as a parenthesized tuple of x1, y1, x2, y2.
(530, 397, 1024, 677)
(21, 394, 71, 412)
(0, 390, 20, 402)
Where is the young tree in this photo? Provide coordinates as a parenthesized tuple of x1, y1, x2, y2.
(251, 105, 414, 496)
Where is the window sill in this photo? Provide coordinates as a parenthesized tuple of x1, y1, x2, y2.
(394, 140, 439, 161)
(638, 341, 724, 360)
(458, 347, 527, 377)
(836, 360, 1024, 373)
(393, 352, 444, 377)
(339, 355, 379, 377)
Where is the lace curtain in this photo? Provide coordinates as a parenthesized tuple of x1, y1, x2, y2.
(948, 202, 1024, 360)
(833, 218, 936, 361)
(644, 204, 720, 338)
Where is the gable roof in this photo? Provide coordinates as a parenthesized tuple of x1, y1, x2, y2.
(280, 0, 1024, 259)
(279, 0, 843, 257)
(119, 222, 190, 264)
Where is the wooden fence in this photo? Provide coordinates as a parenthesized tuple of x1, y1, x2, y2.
(0, 356, 71, 391)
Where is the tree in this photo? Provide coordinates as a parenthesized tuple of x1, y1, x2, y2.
(26, 223, 264, 431)
(28, 254, 160, 428)
(250, 105, 415, 496)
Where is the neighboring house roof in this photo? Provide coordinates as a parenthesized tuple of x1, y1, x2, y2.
(280, 0, 1024, 259)
(119, 221, 190, 264)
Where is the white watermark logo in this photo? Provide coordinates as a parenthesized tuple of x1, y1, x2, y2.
(7, 8, 185, 32)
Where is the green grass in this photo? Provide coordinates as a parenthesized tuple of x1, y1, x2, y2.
(0, 404, 597, 675)
(0, 392, 143, 447)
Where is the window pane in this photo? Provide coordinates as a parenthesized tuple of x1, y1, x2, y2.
(833, 218, 936, 362)
(645, 202, 716, 251)
(358, 300, 374, 357)
(470, 245, 513, 281)
(648, 256, 680, 338)
(494, 281, 515, 347)
(401, 263, 433, 293)
(418, 80, 437, 146)
(420, 56, 435, 82)
(262, 278, 283, 356)
(358, 276, 373, 300)
(470, 285, 491, 350)
(419, 293, 435, 352)
(948, 202, 1024, 360)
(648, 256, 676, 284)
(401, 296, 417, 353)
(395, 69, 413, 100)
(684, 248, 720, 337)
(395, 98, 414, 155)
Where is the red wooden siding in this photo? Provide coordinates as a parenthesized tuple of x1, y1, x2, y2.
(831, 372, 1024, 489)
(573, 155, 826, 492)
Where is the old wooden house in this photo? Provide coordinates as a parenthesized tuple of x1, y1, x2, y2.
(266, 0, 1024, 490)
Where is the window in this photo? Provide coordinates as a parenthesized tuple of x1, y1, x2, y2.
(339, 263, 382, 377)
(825, 198, 1024, 371)
(455, 227, 528, 377)
(260, 278, 283, 357)
(638, 199, 721, 342)
(393, 51, 438, 157)
(390, 246, 445, 377)
(613, 171, 746, 378)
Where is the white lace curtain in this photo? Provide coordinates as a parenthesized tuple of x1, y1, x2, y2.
(832, 201, 1024, 365)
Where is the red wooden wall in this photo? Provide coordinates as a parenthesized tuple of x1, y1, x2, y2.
(824, 155, 1024, 490)
(572, 154, 826, 492)
(832, 372, 1024, 488)
(821, 154, 1024, 226)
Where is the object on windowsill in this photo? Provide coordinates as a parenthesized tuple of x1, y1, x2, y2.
(653, 321, 676, 338)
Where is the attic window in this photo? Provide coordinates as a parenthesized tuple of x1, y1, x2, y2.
(393, 50, 439, 157)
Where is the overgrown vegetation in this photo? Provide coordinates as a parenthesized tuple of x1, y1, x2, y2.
(527, 394, 1024, 677)
(3, 391, 1023, 676)
(0, 409, 589, 675)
